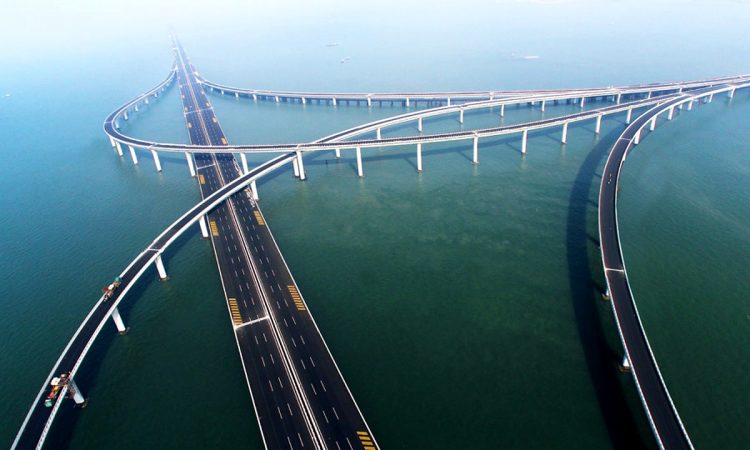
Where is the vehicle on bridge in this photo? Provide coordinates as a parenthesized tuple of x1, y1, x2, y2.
(44, 373, 70, 407)
(101, 277, 121, 301)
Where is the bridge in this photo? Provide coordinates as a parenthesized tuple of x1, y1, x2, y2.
(598, 83, 747, 450)
(12, 36, 748, 450)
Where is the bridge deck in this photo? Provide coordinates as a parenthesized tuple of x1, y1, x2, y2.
(174, 40, 377, 450)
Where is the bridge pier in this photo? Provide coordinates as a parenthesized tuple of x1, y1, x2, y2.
(616, 93, 622, 104)
(301, 97, 306, 105)
(580, 97, 586, 108)
(135, 104, 139, 112)
(292, 158, 300, 178)
(145, 97, 149, 105)
(376, 128, 381, 139)
(649, 116, 657, 131)
(561, 122, 568, 144)
(111, 307, 128, 334)
(252, 93, 257, 101)
(356, 147, 364, 177)
(68, 378, 86, 406)
(250, 180, 259, 200)
(729, 88, 736, 99)
(151, 150, 162, 172)
(199, 215, 209, 239)
(667, 106, 674, 121)
(124, 111, 129, 121)
(500, 104, 505, 117)
(687, 100, 693, 111)
(521, 129, 528, 154)
(185, 152, 196, 177)
(235, 92, 239, 99)
(472, 135, 479, 164)
(647, 91, 652, 99)
(416, 143, 423, 172)
(417, 117, 423, 132)
(128, 146, 138, 165)
(109, 136, 116, 148)
(367, 97, 372, 107)
(620, 354, 631, 372)
(634, 130, 641, 145)
(335, 147, 341, 158)
(296, 151, 306, 180)
(275, 96, 280, 103)
(626, 107, 633, 125)
(540, 100, 545, 112)
(155, 254, 168, 280)
(240, 153, 249, 174)
(595, 115, 602, 134)
(114, 141, 123, 156)
(405, 97, 410, 107)
(447, 97, 451, 106)
(708, 93, 713, 103)
(459, 108, 464, 124)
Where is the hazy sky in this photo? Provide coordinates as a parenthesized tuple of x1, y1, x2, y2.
(2, 0, 750, 89)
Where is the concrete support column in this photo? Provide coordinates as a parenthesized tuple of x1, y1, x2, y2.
(199, 215, 209, 239)
(275, 96, 280, 103)
(68, 378, 86, 405)
(155, 254, 168, 280)
(185, 152, 196, 177)
(111, 307, 128, 334)
(335, 148, 341, 158)
(115, 142, 123, 156)
(650, 116, 657, 131)
(145, 97, 149, 105)
(500, 104, 505, 117)
(367, 97, 372, 107)
(151, 150, 162, 172)
(561, 122, 568, 144)
(667, 106, 674, 121)
(252, 93, 257, 101)
(416, 143, 423, 172)
(109, 136, 116, 148)
(580, 97, 586, 108)
(540, 100, 546, 112)
(447, 98, 451, 106)
(250, 180, 259, 200)
(459, 109, 464, 124)
(405, 97, 410, 107)
(647, 91, 652, 99)
(235, 92, 239, 99)
(124, 111, 129, 120)
(634, 130, 641, 145)
(135, 104, 139, 112)
(356, 147, 364, 177)
(521, 129, 528, 154)
(616, 93, 622, 104)
(129, 146, 138, 165)
(687, 100, 693, 111)
(376, 128, 381, 140)
(626, 108, 633, 125)
(729, 88, 736, 99)
(332, 97, 337, 106)
(301, 97, 306, 105)
(240, 153, 249, 174)
(472, 136, 479, 164)
(296, 151, 306, 180)
(292, 158, 300, 178)
(708, 93, 713, 103)
(595, 115, 602, 134)
(418, 117, 423, 132)
(221, 90, 224, 95)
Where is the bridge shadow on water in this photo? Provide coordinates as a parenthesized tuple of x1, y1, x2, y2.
(566, 126, 650, 449)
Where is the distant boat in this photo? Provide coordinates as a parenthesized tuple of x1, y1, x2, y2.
(340, 57, 351, 64)
(326, 42, 340, 47)
(522, 55, 540, 60)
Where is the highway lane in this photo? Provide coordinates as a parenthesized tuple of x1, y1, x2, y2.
(174, 39, 378, 450)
